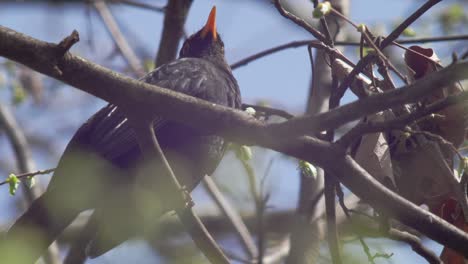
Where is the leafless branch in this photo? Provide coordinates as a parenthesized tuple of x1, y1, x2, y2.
(273, 0, 327, 43)
(387, 228, 442, 264)
(128, 117, 230, 264)
(93, 0, 145, 76)
(109, 0, 165, 13)
(231, 34, 468, 70)
(230, 40, 355, 70)
(325, 175, 342, 264)
(380, 0, 442, 48)
(203, 176, 258, 259)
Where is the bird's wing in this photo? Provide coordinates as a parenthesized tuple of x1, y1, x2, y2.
(76, 58, 236, 167)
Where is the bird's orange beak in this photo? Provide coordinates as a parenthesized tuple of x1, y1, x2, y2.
(201, 6, 217, 40)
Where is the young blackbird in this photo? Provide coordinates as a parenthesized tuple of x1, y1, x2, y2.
(5, 6, 241, 262)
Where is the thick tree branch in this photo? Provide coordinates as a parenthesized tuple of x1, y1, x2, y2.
(337, 91, 468, 147)
(270, 62, 468, 139)
(1, 26, 468, 256)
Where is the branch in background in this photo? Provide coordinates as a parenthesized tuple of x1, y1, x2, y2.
(359, 29, 407, 82)
(387, 228, 442, 264)
(380, 0, 442, 48)
(231, 40, 356, 71)
(2, 27, 468, 256)
(93, 0, 145, 76)
(203, 176, 258, 260)
(231, 34, 468, 70)
(325, 175, 342, 264)
(154, 0, 192, 67)
(273, 0, 327, 43)
(325, 0, 441, 108)
(236, 151, 269, 263)
(109, 0, 165, 13)
(0, 104, 61, 264)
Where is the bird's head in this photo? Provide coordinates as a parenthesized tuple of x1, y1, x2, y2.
(179, 6, 226, 65)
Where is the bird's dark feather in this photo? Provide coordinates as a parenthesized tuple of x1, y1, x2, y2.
(72, 58, 240, 177)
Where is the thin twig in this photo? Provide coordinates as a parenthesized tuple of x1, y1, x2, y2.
(332, 0, 441, 102)
(387, 228, 442, 264)
(130, 119, 230, 264)
(56, 30, 80, 57)
(273, 0, 327, 43)
(231, 34, 468, 70)
(360, 29, 407, 82)
(203, 176, 258, 259)
(336, 184, 392, 264)
(0, 168, 55, 186)
(230, 40, 355, 70)
(239, 158, 267, 263)
(93, 0, 145, 76)
(325, 174, 342, 264)
(108, 0, 165, 13)
(380, 0, 442, 48)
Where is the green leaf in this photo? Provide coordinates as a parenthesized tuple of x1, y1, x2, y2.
(232, 144, 253, 162)
(12, 82, 26, 105)
(361, 47, 376, 57)
(25, 176, 35, 188)
(357, 24, 367, 33)
(4, 60, 16, 75)
(6, 174, 21, 196)
(439, 4, 466, 32)
(0, 72, 5, 88)
(313, 1, 331, 19)
(457, 157, 468, 178)
(238, 145, 253, 161)
(144, 59, 155, 72)
(402, 27, 416, 37)
(298, 160, 317, 179)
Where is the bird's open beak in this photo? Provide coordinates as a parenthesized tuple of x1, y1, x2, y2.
(201, 6, 217, 40)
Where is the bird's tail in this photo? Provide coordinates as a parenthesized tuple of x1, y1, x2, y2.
(3, 191, 80, 264)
